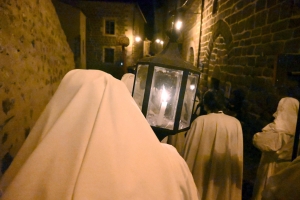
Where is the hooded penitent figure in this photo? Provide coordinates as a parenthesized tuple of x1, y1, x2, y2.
(182, 90, 243, 200)
(252, 97, 299, 200)
(261, 155, 300, 200)
(0, 69, 199, 200)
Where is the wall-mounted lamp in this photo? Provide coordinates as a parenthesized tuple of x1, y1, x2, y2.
(117, 35, 130, 73)
(135, 36, 141, 42)
(155, 39, 164, 45)
(175, 20, 182, 30)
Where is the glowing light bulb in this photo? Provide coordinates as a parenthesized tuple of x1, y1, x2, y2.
(135, 36, 141, 42)
(175, 20, 182, 30)
(190, 84, 195, 90)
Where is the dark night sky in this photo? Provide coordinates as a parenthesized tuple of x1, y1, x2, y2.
(136, 0, 161, 40)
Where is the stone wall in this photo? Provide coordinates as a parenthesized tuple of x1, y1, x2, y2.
(0, 0, 75, 177)
(181, 0, 300, 134)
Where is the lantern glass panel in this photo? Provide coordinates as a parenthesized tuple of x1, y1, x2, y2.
(146, 66, 183, 130)
(132, 64, 149, 110)
(179, 73, 199, 129)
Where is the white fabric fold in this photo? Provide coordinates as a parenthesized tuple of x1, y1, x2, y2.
(0, 69, 199, 200)
(261, 155, 300, 200)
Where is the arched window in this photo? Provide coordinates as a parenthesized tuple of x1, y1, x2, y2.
(188, 47, 194, 64)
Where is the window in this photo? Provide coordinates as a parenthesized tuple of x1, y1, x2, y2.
(104, 48, 114, 63)
(105, 20, 115, 35)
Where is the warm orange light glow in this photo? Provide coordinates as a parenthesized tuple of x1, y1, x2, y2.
(135, 36, 141, 42)
(175, 20, 182, 30)
(190, 84, 195, 90)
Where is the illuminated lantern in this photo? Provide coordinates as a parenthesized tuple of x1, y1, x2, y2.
(132, 30, 201, 140)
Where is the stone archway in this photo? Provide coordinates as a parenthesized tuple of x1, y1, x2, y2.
(206, 20, 232, 91)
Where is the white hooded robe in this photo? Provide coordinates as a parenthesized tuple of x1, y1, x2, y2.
(0, 69, 199, 200)
(252, 97, 299, 200)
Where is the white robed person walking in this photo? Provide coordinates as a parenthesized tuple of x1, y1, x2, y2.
(0, 69, 199, 200)
(252, 97, 299, 200)
(182, 89, 243, 200)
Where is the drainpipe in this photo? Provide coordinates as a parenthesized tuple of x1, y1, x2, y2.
(197, 0, 205, 72)
(132, 4, 136, 68)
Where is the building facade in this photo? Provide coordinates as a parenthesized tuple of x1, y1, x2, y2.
(77, 0, 147, 78)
